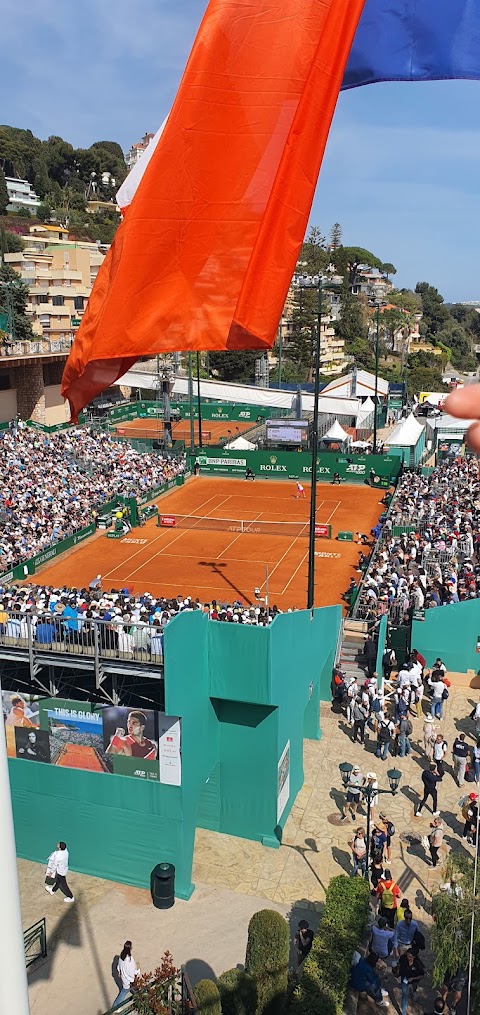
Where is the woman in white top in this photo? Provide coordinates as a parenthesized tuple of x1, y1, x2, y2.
(114, 941, 139, 1008)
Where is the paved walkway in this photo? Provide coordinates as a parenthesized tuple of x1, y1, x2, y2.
(21, 685, 477, 1014)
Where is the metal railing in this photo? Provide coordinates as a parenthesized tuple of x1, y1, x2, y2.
(24, 917, 47, 968)
(102, 967, 196, 1015)
(0, 613, 165, 667)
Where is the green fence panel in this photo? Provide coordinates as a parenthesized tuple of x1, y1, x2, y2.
(194, 449, 401, 484)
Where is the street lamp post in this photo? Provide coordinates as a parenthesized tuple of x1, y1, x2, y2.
(196, 351, 203, 449)
(339, 762, 402, 880)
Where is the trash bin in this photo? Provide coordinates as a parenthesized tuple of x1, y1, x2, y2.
(151, 863, 175, 909)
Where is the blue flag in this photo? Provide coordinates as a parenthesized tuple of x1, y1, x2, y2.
(343, 0, 480, 89)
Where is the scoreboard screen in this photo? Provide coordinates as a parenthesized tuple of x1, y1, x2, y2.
(265, 420, 309, 444)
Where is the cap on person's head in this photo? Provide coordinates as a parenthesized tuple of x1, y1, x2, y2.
(366, 771, 377, 781)
(353, 765, 360, 773)
(469, 793, 478, 800)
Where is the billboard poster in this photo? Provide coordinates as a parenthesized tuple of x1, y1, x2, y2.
(2, 692, 181, 786)
(158, 715, 182, 786)
(102, 705, 159, 781)
(277, 740, 290, 823)
(2, 691, 40, 758)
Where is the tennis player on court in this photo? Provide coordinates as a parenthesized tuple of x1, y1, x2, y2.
(295, 481, 306, 499)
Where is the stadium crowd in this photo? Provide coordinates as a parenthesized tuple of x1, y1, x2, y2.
(0, 426, 186, 571)
(354, 456, 480, 622)
(0, 584, 282, 655)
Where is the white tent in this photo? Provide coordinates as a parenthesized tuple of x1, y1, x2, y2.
(224, 435, 257, 450)
(387, 412, 425, 447)
(322, 419, 351, 443)
(356, 396, 375, 426)
(321, 369, 389, 399)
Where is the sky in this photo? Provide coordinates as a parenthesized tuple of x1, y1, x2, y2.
(3, 0, 480, 303)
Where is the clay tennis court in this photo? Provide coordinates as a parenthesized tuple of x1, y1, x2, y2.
(37, 477, 383, 611)
(55, 744, 106, 771)
(113, 416, 257, 445)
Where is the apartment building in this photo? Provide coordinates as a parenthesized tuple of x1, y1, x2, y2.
(125, 132, 154, 170)
(0, 229, 105, 424)
(5, 177, 41, 215)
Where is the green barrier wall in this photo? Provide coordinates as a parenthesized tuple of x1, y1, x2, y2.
(412, 599, 480, 673)
(108, 400, 277, 424)
(375, 615, 388, 688)
(9, 607, 338, 894)
(192, 449, 401, 484)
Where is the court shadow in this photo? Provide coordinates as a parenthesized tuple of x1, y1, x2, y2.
(198, 561, 252, 605)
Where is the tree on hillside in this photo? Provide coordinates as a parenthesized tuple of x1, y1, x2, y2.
(332, 245, 383, 288)
(405, 350, 447, 398)
(0, 228, 24, 255)
(0, 262, 33, 341)
(0, 168, 8, 216)
(381, 262, 396, 280)
(388, 288, 422, 314)
(299, 224, 328, 275)
(209, 350, 259, 383)
(415, 281, 449, 338)
(330, 222, 342, 250)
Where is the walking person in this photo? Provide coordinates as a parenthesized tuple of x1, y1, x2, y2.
(44, 841, 74, 902)
(393, 910, 419, 956)
(113, 941, 140, 1009)
(364, 772, 379, 822)
(369, 916, 395, 964)
(397, 715, 413, 758)
(415, 763, 442, 817)
(379, 812, 395, 863)
(470, 701, 480, 739)
(423, 716, 437, 761)
(427, 818, 444, 868)
(428, 672, 448, 719)
(441, 969, 468, 1015)
(398, 948, 425, 1015)
(452, 733, 470, 786)
(342, 765, 364, 821)
(472, 739, 480, 782)
(376, 713, 394, 761)
(346, 678, 359, 725)
(376, 869, 401, 928)
(382, 646, 396, 683)
(352, 697, 369, 745)
(364, 634, 377, 679)
(433, 734, 448, 778)
(351, 827, 368, 877)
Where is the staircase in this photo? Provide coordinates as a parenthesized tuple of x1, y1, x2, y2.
(338, 618, 369, 685)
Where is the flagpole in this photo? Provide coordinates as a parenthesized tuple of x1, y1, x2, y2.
(188, 353, 195, 451)
(0, 676, 30, 1015)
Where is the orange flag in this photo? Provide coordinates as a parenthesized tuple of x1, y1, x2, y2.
(62, 0, 366, 418)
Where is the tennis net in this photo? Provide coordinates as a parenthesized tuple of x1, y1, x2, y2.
(158, 515, 332, 538)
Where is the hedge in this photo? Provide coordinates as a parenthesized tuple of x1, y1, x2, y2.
(245, 909, 290, 1015)
(291, 876, 370, 1015)
(195, 979, 222, 1015)
(218, 968, 257, 1015)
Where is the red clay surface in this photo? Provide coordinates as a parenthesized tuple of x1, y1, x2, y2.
(55, 744, 105, 771)
(37, 477, 382, 611)
(114, 417, 256, 444)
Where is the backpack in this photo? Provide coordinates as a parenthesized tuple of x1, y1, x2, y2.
(405, 720, 413, 737)
(385, 821, 395, 837)
(412, 929, 426, 951)
(381, 885, 395, 908)
(442, 687, 449, 700)
(379, 722, 391, 743)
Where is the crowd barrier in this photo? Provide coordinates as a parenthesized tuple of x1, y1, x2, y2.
(0, 613, 164, 666)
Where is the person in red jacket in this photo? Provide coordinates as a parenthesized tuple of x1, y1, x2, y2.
(376, 869, 401, 928)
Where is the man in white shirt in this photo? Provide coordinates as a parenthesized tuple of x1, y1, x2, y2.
(428, 674, 447, 719)
(45, 841, 74, 902)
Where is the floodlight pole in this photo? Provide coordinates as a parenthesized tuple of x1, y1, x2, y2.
(0, 676, 30, 1015)
(307, 278, 322, 612)
(188, 353, 195, 451)
(196, 351, 203, 448)
(373, 303, 380, 454)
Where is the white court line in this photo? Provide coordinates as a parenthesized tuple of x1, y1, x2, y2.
(280, 550, 309, 595)
(102, 492, 229, 579)
(124, 495, 233, 581)
(326, 501, 341, 523)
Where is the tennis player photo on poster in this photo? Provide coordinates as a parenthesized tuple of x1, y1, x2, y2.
(2, 691, 39, 758)
(102, 705, 160, 781)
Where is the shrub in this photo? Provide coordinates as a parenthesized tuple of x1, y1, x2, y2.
(245, 909, 289, 1015)
(291, 876, 370, 1015)
(195, 979, 222, 1015)
(218, 968, 257, 1015)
